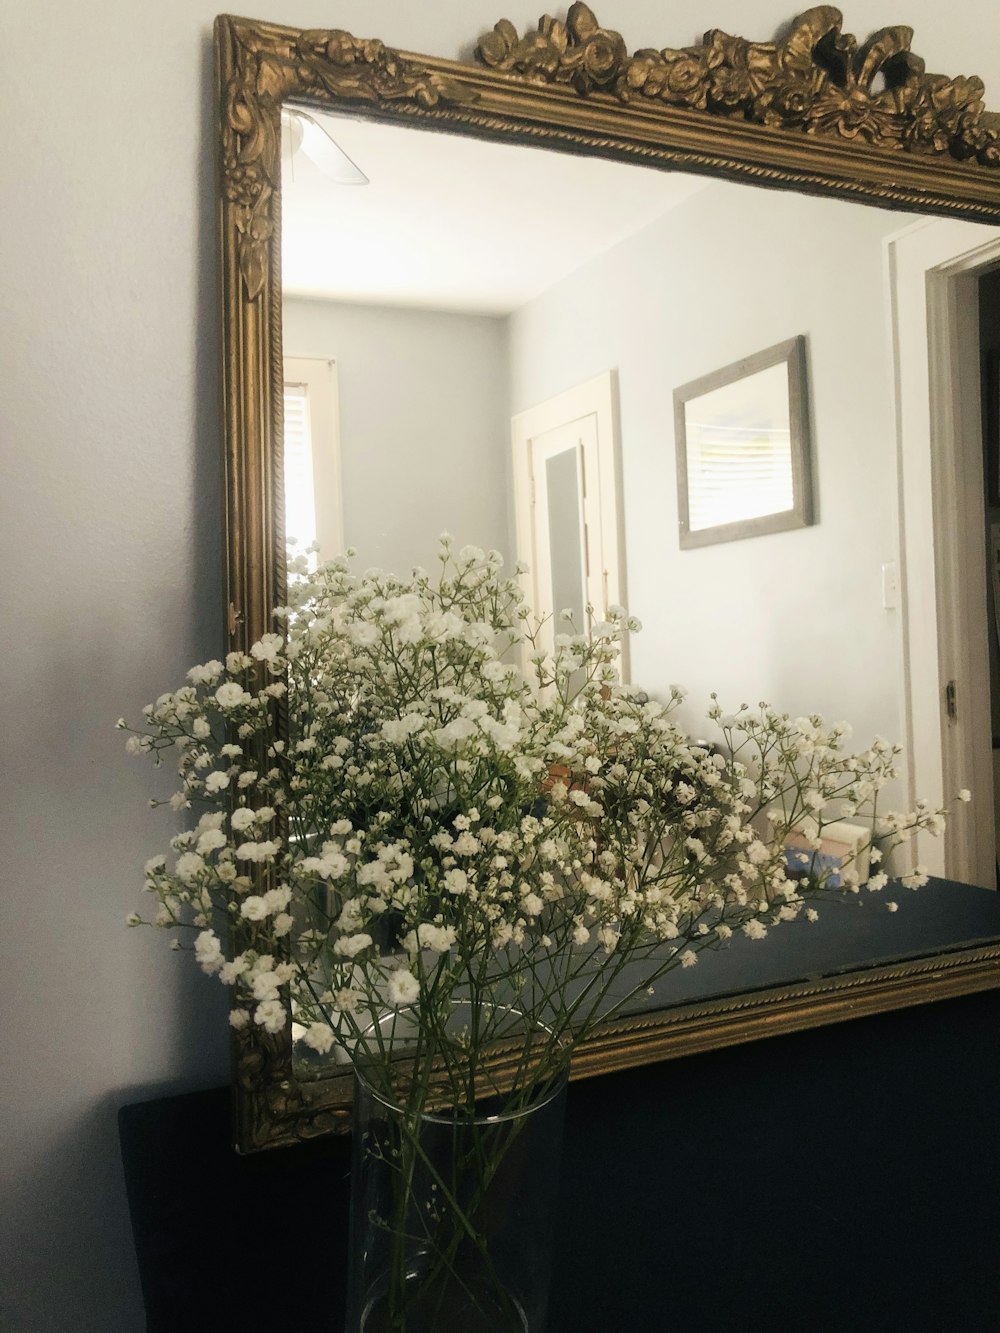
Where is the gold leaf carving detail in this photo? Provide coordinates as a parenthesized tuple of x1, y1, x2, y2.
(477, 5, 1000, 166)
(221, 25, 478, 301)
(479, 2, 628, 93)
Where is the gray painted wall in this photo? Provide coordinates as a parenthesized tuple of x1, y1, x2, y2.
(283, 298, 510, 573)
(2, 2, 996, 1328)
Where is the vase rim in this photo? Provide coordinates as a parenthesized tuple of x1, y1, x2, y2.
(354, 999, 570, 1125)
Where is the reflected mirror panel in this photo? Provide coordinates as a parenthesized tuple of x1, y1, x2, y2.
(685, 365, 794, 530)
(545, 447, 586, 632)
(278, 109, 1000, 1070)
(674, 336, 811, 548)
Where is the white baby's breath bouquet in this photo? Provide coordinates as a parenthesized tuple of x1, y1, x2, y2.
(122, 535, 948, 1329)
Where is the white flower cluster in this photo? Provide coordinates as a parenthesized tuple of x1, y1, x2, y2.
(123, 537, 952, 1099)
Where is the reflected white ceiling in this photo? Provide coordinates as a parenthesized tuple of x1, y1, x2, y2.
(280, 110, 708, 315)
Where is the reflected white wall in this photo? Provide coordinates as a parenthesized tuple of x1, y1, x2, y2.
(284, 298, 510, 573)
(509, 179, 909, 761)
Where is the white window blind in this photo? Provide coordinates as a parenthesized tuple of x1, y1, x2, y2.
(283, 382, 317, 552)
(686, 422, 794, 531)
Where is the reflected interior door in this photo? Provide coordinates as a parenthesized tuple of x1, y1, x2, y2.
(511, 372, 624, 671)
(527, 415, 603, 650)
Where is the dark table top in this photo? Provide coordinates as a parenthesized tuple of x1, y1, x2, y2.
(121, 984, 1000, 1332)
(610, 875, 1000, 1017)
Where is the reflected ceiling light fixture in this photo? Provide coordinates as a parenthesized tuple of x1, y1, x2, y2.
(281, 108, 369, 185)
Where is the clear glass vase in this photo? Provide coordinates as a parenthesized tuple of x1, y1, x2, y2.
(345, 1003, 568, 1333)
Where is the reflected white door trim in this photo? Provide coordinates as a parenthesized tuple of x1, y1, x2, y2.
(888, 219, 1000, 885)
(283, 355, 344, 561)
(529, 420, 595, 638)
(511, 371, 627, 677)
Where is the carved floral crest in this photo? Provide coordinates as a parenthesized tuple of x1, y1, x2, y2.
(219, 6, 999, 304)
(479, 5, 999, 162)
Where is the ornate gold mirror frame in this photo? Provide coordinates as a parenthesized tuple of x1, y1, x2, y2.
(215, 6, 1000, 1150)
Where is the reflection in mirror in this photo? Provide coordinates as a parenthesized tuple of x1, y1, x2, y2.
(283, 356, 343, 560)
(545, 447, 585, 630)
(279, 108, 1000, 1069)
(510, 371, 623, 664)
(674, 336, 811, 548)
(281, 111, 962, 745)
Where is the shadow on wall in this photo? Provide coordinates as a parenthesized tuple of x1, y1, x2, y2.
(3, 1056, 237, 1333)
(6, 1092, 144, 1331)
(5, 930, 228, 1333)
(2, 30, 233, 1332)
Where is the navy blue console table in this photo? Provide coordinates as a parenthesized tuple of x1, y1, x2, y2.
(121, 984, 1000, 1331)
(120, 876, 1000, 1330)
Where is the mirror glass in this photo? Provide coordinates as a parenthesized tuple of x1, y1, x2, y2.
(278, 108, 1000, 1063)
(545, 447, 586, 626)
(684, 363, 795, 529)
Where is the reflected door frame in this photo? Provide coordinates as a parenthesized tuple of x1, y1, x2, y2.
(889, 219, 1000, 886)
(511, 371, 627, 678)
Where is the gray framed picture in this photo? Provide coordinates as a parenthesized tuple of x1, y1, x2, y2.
(674, 336, 812, 549)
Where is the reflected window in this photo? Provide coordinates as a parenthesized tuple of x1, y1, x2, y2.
(282, 356, 344, 562)
(283, 381, 318, 552)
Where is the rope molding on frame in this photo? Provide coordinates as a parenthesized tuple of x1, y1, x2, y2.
(219, 6, 1000, 302)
